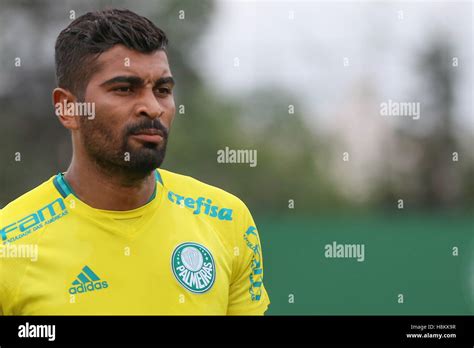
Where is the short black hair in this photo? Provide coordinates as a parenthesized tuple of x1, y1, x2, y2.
(55, 8, 168, 99)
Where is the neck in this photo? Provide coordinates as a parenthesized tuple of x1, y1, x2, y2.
(64, 154, 156, 211)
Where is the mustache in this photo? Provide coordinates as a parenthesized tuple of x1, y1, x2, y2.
(126, 119, 169, 138)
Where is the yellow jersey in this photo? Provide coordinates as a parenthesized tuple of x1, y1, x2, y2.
(0, 169, 270, 315)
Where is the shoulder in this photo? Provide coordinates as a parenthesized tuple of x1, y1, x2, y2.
(1, 175, 64, 244)
(0, 175, 61, 310)
(2, 175, 60, 213)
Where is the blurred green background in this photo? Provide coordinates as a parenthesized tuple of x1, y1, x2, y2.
(0, 0, 472, 314)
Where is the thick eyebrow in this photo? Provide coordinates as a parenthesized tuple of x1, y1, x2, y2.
(100, 75, 175, 88)
(155, 76, 175, 87)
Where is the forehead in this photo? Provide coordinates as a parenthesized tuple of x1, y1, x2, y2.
(92, 45, 171, 82)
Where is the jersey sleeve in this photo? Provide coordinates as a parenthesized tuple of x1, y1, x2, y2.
(0, 262, 3, 315)
(0, 257, 4, 315)
(0, 210, 5, 315)
(227, 204, 270, 315)
(0, 209, 29, 316)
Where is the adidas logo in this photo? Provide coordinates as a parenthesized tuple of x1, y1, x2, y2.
(68, 265, 109, 294)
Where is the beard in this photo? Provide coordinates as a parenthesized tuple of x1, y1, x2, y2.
(79, 117, 169, 182)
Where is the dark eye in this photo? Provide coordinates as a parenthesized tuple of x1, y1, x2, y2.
(156, 87, 171, 95)
(114, 86, 132, 93)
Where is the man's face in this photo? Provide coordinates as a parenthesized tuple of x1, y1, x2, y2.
(79, 45, 176, 178)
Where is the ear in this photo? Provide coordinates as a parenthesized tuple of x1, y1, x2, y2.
(52, 88, 80, 130)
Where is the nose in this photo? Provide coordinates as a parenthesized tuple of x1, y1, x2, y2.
(135, 89, 164, 120)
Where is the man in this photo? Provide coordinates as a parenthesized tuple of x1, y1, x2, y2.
(0, 9, 269, 315)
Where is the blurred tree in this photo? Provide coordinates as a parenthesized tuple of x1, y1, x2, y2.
(0, 1, 471, 215)
(0, 0, 337, 215)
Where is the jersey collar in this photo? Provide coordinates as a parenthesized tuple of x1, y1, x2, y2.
(53, 169, 163, 203)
